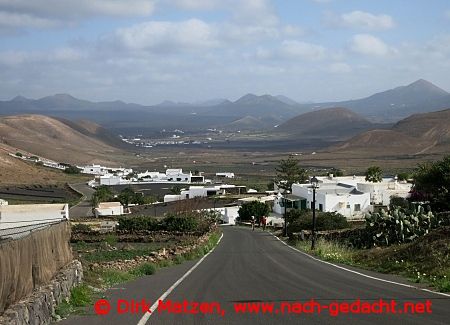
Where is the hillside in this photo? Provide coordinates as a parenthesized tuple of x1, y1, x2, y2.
(333, 108, 450, 155)
(0, 144, 86, 185)
(0, 115, 126, 164)
(300, 79, 450, 122)
(278, 107, 376, 138)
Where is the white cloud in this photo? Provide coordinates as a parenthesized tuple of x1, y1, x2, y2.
(327, 10, 395, 31)
(168, 0, 223, 10)
(115, 19, 219, 52)
(350, 34, 393, 56)
(328, 62, 352, 73)
(280, 40, 326, 60)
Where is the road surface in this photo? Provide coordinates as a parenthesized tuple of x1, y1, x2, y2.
(59, 227, 450, 324)
(68, 183, 95, 218)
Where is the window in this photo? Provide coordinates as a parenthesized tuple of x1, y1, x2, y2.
(354, 204, 361, 212)
(346, 204, 350, 209)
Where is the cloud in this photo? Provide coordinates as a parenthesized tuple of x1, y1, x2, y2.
(0, 0, 156, 31)
(327, 10, 395, 31)
(114, 19, 220, 52)
(328, 62, 352, 73)
(280, 40, 326, 60)
(350, 34, 393, 56)
(168, 0, 224, 10)
(0, 11, 56, 29)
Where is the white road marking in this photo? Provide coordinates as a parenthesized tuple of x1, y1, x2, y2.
(270, 232, 450, 298)
(137, 233, 224, 325)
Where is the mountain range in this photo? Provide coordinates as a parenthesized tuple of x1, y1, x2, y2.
(0, 79, 449, 134)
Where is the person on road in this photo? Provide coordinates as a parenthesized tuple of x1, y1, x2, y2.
(251, 215, 255, 230)
(262, 215, 267, 231)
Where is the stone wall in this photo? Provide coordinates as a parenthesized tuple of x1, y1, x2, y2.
(0, 260, 83, 325)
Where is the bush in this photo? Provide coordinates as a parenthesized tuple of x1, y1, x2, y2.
(132, 263, 157, 276)
(72, 223, 92, 233)
(288, 210, 349, 233)
(15, 152, 23, 157)
(64, 165, 81, 174)
(238, 201, 270, 221)
(163, 214, 199, 232)
(117, 216, 160, 232)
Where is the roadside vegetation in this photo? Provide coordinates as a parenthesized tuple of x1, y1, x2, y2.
(57, 210, 222, 318)
(287, 155, 450, 293)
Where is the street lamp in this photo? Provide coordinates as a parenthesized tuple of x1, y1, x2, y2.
(310, 176, 319, 250)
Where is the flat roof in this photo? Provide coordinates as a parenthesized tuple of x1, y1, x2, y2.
(98, 202, 122, 208)
(0, 203, 67, 212)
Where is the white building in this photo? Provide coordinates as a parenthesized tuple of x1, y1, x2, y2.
(216, 172, 235, 179)
(0, 199, 8, 206)
(94, 202, 124, 217)
(0, 203, 69, 231)
(273, 175, 413, 220)
(99, 174, 130, 186)
(79, 164, 108, 175)
(164, 184, 246, 202)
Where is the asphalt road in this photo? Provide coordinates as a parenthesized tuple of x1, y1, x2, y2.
(59, 227, 450, 325)
(69, 183, 95, 218)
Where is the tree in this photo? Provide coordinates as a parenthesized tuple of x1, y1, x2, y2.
(118, 187, 144, 207)
(170, 185, 182, 195)
(413, 155, 450, 211)
(91, 185, 113, 207)
(275, 156, 308, 236)
(275, 156, 308, 192)
(64, 165, 81, 174)
(238, 201, 270, 222)
(365, 166, 382, 182)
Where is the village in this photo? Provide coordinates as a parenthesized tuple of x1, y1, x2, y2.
(0, 150, 413, 236)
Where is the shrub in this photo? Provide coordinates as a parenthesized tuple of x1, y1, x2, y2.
(288, 210, 349, 233)
(15, 152, 23, 157)
(64, 165, 81, 174)
(72, 223, 92, 233)
(132, 263, 157, 276)
(117, 216, 160, 232)
(238, 201, 270, 221)
(163, 214, 198, 232)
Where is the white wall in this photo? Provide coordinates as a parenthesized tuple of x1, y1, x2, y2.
(0, 204, 69, 230)
(95, 206, 123, 217)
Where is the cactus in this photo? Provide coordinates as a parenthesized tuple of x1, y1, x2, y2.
(365, 206, 435, 247)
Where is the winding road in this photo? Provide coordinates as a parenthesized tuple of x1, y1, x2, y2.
(59, 226, 450, 324)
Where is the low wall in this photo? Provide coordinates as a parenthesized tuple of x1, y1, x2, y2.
(0, 222, 73, 313)
(0, 260, 82, 325)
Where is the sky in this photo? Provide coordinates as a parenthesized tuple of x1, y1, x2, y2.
(0, 0, 449, 105)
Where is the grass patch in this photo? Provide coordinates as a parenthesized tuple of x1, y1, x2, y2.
(100, 269, 136, 287)
(289, 227, 450, 292)
(130, 263, 157, 276)
(54, 284, 94, 318)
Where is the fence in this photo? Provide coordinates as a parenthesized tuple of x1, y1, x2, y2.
(0, 221, 73, 313)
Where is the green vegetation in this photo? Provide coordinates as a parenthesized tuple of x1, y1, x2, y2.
(117, 210, 218, 233)
(54, 284, 94, 318)
(118, 187, 144, 206)
(91, 185, 114, 206)
(15, 152, 23, 157)
(287, 210, 349, 233)
(237, 201, 270, 221)
(64, 165, 81, 174)
(275, 155, 308, 192)
(412, 155, 450, 211)
(292, 227, 450, 293)
(365, 166, 382, 182)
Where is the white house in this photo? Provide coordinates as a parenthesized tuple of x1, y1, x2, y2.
(216, 172, 235, 179)
(94, 202, 124, 217)
(79, 164, 108, 175)
(0, 203, 69, 231)
(164, 184, 246, 202)
(99, 174, 130, 186)
(0, 199, 8, 206)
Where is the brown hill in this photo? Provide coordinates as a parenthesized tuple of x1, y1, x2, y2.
(0, 144, 84, 185)
(278, 107, 374, 138)
(334, 108, 450, 155)
(0, 115, 125, 164)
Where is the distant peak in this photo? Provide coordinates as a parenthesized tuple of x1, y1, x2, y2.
(406, 79, 448, 94)
(53, 93, 76, 99)
(11, 95, 29, 102)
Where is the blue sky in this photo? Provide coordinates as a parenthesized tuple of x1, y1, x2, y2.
(0, 0, 449, 104)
